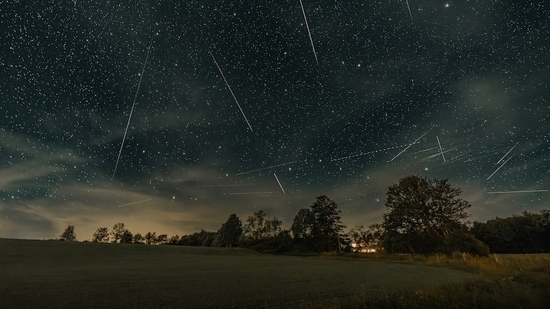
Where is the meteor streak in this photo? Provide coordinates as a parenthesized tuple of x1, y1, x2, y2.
(488, 190, 549, 194)
(411, 146, 440, 155)
(331, 143, 417, 162)
(487, 153, 514, 180)
(450, 152, 469, 161)
(436, 136, 446, 162)
(273, 173, 286, 194)
(117, 198, 152, 208)
(429, 149, 464, 168)
(497, 142, 519, 165)
(390, 128, 432, 162)
(209, 52, 253, 132)
(464, 149, 503, 163)
(420, 148, 454, 161)
(404, 0, 414, 23)
(298, 0, 319, 64)
(236, 160, 298, 175)
(113, 38, 153, 180)
(201, 184, 251, 188)
(226, 191, 279, 195)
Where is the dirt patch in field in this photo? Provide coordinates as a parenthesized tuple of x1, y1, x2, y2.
(0, 239, 476, 308)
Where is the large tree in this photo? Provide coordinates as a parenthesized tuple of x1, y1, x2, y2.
(214, 214, 243, 248)
(290, 208, 314, 244)
(310, 195, 346, 252)
(291, 196, 346, 252)
(59, 225, 77, 241)
(92, 227, 109, 243)
(382, 175, 471, 254)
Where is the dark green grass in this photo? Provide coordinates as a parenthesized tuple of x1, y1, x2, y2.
(0, 239, 474, 308)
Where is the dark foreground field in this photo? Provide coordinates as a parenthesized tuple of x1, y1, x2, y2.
(0, 239, 475, 308)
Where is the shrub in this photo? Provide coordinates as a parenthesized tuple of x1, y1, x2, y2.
(438, 232, 490, 256)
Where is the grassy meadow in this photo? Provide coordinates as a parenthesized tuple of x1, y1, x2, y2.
(325, 252, 550, 308)
(1, 239, 549, 308)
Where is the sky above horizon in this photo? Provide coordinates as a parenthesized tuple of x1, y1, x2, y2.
(1, 1, 549, 240)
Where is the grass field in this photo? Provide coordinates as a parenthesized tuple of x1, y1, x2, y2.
(322, 251, 550, 308)
(0, 239, 477, 308)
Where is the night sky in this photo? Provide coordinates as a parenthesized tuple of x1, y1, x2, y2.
(1, 1, 549, 240)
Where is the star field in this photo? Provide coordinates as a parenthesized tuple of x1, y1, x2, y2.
(1, 0, 549, 239)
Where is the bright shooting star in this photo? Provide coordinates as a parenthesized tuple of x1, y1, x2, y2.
(496, 142, 519, 165)
(112, 38, 153, 180)
(298, 0, 319, 64)
(390, 127, 432, 162)
(436, 136, 446, 162)
(487, 153, 514, 180)
(273, 173, 286, 194)
(209, 52, 253, 132)
(404, 0, 414, 23)
(117, 198, 152, 208)
(488, 190, 549, 194)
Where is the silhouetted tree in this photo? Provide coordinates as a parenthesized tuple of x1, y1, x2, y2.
(178, 230, 217, 246)
(156, 234, 168, 244)
(92, 227, 109, 243)
(59, 225, 76, 241)
(121, 229, 133, 244)
(132, 233, 144, 244)
(198, 230, 216, 246)
(291, 208, 314, 245)
(178, 235, 191, 245)
(309, 195, 346, 252)
(111, 223, 132, 243)
(291, 196, 346, 252)
(243, 210, 265, 241)
(241, 210, 283, 245)
(168, 235, 180, 245)
(382, 176, 471, 254)
(214, 214, 243, 247)
(144, 231, 157, 245)
(471, 210, 550, 253)
(439, 231, 490, 256)
(272, 229, 294, 253)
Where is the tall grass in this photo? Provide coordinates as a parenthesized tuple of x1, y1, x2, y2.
(316, 252, 550, 309)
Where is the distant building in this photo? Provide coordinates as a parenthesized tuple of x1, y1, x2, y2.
(350, 242, 377, 253)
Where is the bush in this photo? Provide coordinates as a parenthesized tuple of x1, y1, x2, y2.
(438, 232, 490, 256)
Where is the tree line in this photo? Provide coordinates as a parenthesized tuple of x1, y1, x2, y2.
(471, 210, 550, 253)
(59, 223, 177, 245)
(58, 175, 550, 255)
